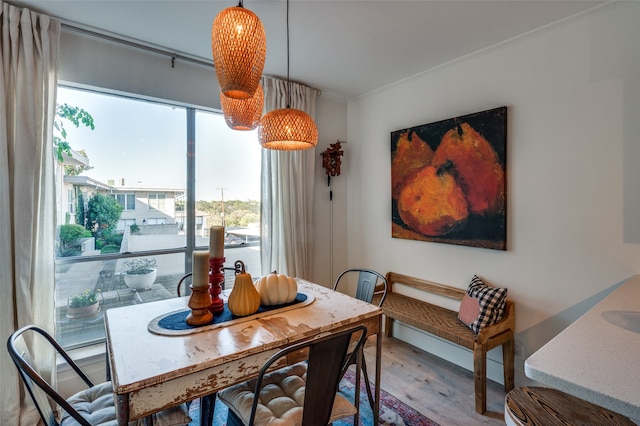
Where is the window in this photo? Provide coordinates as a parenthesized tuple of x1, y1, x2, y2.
(113, 193, 136, 211)
(147, 218, 166, 225)
(148, 193, 166, 210)
(54, 86, 261, 349)
(67, 189, 74, 213)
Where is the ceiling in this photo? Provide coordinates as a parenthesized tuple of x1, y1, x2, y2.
(12, 0, 609, 100)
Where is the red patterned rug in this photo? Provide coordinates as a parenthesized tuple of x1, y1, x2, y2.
(188, 369, 438, 425)
(337, 369, 439, 426)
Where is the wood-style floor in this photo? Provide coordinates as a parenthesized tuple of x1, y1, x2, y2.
(363, 335, 506, 425)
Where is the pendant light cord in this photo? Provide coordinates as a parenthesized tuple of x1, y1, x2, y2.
(286, 0, 291, 109)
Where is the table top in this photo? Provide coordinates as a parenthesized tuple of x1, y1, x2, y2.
(105, 279, 382, 396)
(524, 274, 640, 420)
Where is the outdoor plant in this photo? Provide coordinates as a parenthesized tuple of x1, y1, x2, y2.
(58, 224, 92, 257)
(69, 289, 99, 308)
(123, 258, 157, 275)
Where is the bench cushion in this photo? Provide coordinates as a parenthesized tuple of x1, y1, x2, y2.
(378, 292, 476, 349)
(458, 275, 507, 334)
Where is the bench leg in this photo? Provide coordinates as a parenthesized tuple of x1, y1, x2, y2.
(473, 342, 487, 414)
(384, 315, 392, 337)
(502, 330, 515, 393)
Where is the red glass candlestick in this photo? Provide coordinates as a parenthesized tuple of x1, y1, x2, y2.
(209, 257, 225, 314)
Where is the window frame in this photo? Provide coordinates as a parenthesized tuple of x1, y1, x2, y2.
(54, 85, 261, 350)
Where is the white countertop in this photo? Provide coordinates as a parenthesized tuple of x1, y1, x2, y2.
(525, 274, 640, 420)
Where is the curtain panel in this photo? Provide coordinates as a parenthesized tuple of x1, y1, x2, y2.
(0, 2, 60, 424)
(260, 76, 319, 279)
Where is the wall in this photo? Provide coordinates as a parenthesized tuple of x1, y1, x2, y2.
(312, 94, 349, 287)
(346, 1, 640, 384)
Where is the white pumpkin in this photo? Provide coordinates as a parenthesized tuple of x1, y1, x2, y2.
(255, 274, 298, 306)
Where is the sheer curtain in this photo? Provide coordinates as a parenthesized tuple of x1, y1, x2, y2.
(260, 76, 319, 279)
(0, 2, 60, 424)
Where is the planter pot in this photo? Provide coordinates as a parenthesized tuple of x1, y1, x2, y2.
(123, 269, 157, 291)
(67, 302, 99, 319)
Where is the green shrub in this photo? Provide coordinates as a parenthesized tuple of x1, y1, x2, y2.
(130, 223, 140, 234)
(58, 223, 88, 256)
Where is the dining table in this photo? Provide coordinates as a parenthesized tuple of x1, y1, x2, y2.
(104, 279, 383, 426)
(524, 274, 640, 421)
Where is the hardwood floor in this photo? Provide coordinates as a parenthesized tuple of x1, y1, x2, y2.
(364, 335, 506, 425)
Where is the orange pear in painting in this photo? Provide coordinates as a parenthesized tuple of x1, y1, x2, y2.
(397, 161, 469, 237)
(431, 122, 504, 216)
(391, 130, 433, 199)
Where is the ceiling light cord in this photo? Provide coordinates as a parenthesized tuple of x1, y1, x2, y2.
(286, 0, 291, 109)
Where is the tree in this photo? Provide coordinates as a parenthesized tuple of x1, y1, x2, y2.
(54, 103, 95, 164)
(86, 194, 123, 238)
(64, 149, 93, 176)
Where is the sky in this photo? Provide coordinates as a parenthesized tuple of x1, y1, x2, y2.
(57, 86, 262, 202)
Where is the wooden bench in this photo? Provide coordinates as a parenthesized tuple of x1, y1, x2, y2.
(373, 272, 515, 414)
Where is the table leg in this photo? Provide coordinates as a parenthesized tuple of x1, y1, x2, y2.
(115, 394, 129, 426)
(374, 316, 382, 426)
(200, 393, 217, 426)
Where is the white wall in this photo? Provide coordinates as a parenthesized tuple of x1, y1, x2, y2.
(311, 94, 349, 287)
(346, 1, 640, 383)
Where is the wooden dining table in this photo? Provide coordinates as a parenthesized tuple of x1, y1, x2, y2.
(104, 279, 383, 426)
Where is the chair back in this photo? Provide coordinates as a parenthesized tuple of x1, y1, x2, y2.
(249, 325, 368, 426)
(333, 268, 388, 307)
(7, 325, 95, 426)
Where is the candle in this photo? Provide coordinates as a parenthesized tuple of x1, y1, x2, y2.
(209, 226, 225, 259)
(192, 250, 210, 288)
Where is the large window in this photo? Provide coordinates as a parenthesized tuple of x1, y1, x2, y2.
(148, 193, 166, 210)
(54, 86, 261, 349)
(113, 193, 136, 211)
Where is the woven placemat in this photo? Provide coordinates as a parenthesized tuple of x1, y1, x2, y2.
(148, 293, 313, 336)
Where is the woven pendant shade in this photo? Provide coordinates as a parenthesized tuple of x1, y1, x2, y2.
(221, 84, 264, 131)
(212, 5, 266, 100)
(258, 107, 318, 150)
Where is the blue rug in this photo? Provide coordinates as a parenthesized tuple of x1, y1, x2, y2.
(188, 370, 438, 425)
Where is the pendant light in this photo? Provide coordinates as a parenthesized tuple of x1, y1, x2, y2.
(258, 0, 318, 150)
(212, 1, 266, 100)
(220, 83, 264, 131)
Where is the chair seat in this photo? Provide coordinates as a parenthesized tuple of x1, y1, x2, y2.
(505, 387, 635, 426)
(218, 362, 357, 426)
(60, 381, 191, 426)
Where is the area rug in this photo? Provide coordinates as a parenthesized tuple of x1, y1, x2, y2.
(188, 369, 438, 425)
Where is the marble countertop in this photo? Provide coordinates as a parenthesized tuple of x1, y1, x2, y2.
(525, 274, 640, 420)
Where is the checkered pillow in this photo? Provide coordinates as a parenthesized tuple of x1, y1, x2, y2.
(458, 275, 507, 334)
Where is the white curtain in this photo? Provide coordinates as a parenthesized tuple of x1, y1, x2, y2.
(260, 76, 318, 279)
(0, 2, 60, 425)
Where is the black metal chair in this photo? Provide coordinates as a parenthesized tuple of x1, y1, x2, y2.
(7, 325, 191, 426)
(218, 325, 369, 426)
(333, 268, 388, 412)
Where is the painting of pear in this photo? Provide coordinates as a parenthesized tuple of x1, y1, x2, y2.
(391, 106, 506, 250)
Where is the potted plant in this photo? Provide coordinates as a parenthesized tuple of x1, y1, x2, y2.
(67, 288, 100, 318)
(122, 258, 157, 290)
